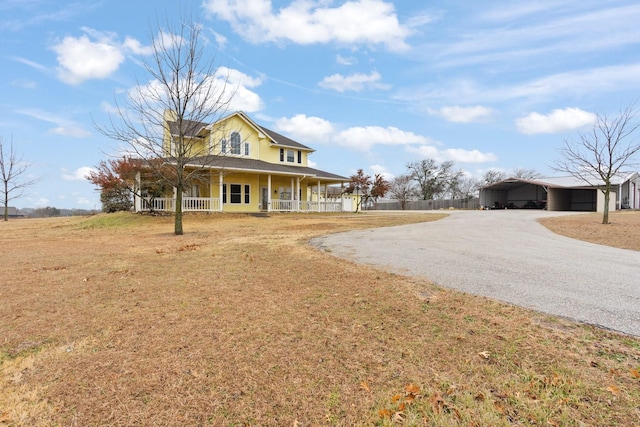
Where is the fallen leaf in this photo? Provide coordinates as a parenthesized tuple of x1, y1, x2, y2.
(391, 393, 403, 403)
(478, 350, 490, 359)
(392, 411, 406, 423)
(378, 408, 392, 419)
(405, 383, 420, 395)
(630, 368, 640, 379)
(607, 385, 619, 395)
(359, 380, 370, 393)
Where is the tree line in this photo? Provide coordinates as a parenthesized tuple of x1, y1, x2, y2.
(345, 160, 541, 211)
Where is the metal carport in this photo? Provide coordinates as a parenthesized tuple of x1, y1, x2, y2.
(479, 177, 602, 211)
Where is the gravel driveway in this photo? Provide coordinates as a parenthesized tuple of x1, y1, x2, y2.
(311, 210, 640, 336)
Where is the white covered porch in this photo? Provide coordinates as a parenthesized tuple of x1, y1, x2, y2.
(137, 196, 343, 213)
(134, 172, 348, 213)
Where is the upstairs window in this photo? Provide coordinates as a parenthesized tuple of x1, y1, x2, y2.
(230, 132, 241, 155)
(287, 149, 295, 163)
(280, 148, 284, 162)
(220, 138, 227, 154)
(297, 150, 302, 164)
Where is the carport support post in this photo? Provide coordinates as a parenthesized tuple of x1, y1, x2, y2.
(317, 179, 321, 212)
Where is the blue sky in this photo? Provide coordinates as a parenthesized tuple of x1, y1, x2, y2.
(2, 0, 640, 209)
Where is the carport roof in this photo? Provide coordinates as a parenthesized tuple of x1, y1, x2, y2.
(481, 174, 632, 191)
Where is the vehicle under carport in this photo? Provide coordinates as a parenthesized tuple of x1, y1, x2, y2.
(478, 177, 613, 212)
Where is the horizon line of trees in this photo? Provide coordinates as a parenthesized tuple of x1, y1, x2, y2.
(363, 159, 541, 210)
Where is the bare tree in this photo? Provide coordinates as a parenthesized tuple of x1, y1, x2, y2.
(451, 175, 479, 200)
(389, 175, 417, 209)
(478, 169, 506, 187)
(407, 159, 456, 200)
(98, 15, 232, 235)
(0, 136, 36, 221)
(511, 168, 541, 180)
(554, 102, 640, 224)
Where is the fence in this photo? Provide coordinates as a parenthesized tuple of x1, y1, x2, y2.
(373, 198, 480, 211)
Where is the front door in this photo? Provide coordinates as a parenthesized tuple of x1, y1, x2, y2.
(261, 187, 268, 210)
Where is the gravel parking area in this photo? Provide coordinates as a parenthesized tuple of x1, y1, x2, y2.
(312, 210, 640, 336)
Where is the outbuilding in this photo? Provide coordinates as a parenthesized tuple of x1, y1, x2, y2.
(479, 173, 640, 212)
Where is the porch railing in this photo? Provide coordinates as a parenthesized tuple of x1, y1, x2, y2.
(139, 197, 342, 213)
(140, 197, 220, 212)
(270, 199, 342, 212)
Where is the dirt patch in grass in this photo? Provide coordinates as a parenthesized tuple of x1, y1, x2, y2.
(1, 212, 639, 426)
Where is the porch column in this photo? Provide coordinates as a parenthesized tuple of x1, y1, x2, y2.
(209, 171, 214, 212)
(267, 174, 272, 213)
(291, 178, 295, 211)
(134, 171, 141, 212)
(324, 184, 328, 212)
(219, 172, 224, 212)
(340, 182, 345, 212)
(317, 179, 321, 212)
(296, 178, 301, 212)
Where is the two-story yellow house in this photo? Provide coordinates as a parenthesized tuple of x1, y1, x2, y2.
(134, 110, 350, 213)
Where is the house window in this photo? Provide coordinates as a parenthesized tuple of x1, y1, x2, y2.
(280, 148, 284, 162)
(223, 184, 250, 204)
(220, 138, 227, 154)
(230, 132, 241, 155)
(230, 184, 242, 203)
(244, 142, 250, 156)
(287, 149, 294, 162)
(297, 150, 302, 164)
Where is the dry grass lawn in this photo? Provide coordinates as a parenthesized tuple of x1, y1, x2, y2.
(1, 211, 639, 426)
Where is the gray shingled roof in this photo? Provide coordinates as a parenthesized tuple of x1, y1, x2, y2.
(167, 119, 208, 137)
(259, 127, 312, 151)
(169, 114, 313, 151)
(185, 155, 348, 181)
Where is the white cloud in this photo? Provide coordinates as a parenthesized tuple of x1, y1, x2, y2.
(398, 63, 640, 109)
(122, 36, 154, 55)
(53, 34, 125, 84)
(74, 196, 93, 206)
(212, 31, 228, 48)
(52, 28, 151, 85)
(211, 67, 264, 112)
(16, 108, 90, 138)
(51, 126, 91, 138)
(432, 105, 495, 123)
(370, 164, 394, 181)
(275, 114, 334, 142)
(515, 107, 596, 134)
(336, 54, 357, 65)
(319, 70, 389, 93)
(407, 146, 497, 164)
(272, 113, 496, 164)
(129, 67, 264, 114)
(203, 0, 412, 51)
(441, 148, 497, 163)
(62, 166, 95, 181)
(336, 126, 430, 151)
